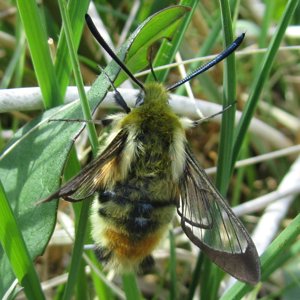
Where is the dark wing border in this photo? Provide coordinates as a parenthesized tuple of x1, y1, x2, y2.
(178, 146, 260, 284)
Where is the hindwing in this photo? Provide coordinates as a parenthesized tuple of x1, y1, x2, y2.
(178, 146, 260, 284)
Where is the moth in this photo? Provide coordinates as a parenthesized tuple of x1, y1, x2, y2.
(41, 14, 260, 284)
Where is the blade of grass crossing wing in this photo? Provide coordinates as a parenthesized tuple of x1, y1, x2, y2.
(203, 0, 238, 295)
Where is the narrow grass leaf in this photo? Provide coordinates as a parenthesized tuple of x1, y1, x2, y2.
(55, 0, 90, 97)
(0, 25, 25, 89)
(16, 0, 62, 108)
(122, 273, 143, 300)
(168, 230, 177, 300)
(231, 0, 299, 169)
(253, 0, 276, 78)
(216, 0, 237, 194)
(0, 181, 44, 300)
(57, 0, 102, 297)
(202, 0, 238, 293)
(58, 0, 98, 155)
(187, 254, 204, 300)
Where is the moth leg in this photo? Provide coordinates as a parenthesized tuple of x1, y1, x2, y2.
(138, 255, 155, 274)
(94, 246, 112, 263)
(99, 66, 131, 114)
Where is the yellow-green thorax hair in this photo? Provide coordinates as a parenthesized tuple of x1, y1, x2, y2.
(118, 82, 188, 184)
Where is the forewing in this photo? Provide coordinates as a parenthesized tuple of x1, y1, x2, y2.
(178, 146, 260, 284)
(38, 130, 128, 203)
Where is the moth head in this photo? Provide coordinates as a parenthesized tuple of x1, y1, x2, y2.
(135, 82, 169, 108)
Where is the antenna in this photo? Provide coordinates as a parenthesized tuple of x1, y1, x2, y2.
(167, 33, 245, 91)
(85, 14, 145, 91)
(148, 46, 158, 82)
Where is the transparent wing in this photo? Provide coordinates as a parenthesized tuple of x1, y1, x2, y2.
(178, 146, 260, 284)
(38, 130, 128, 203)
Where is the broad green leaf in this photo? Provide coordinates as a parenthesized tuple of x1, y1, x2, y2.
(0, 6, 188, 298)
(145, 0, 197, 83)
(114, 5, 190, 86)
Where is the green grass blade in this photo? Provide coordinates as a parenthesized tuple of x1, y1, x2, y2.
(122, 273, 143, 300)
(62, 200, 90, 300)
(16, 0, 62, 108)
(57, 1, 98, 299)
(215, 0, 238, 195)
(62, 149, 90, 300)
(13, 15, 26, 88)
(220, 213, 300, 300)
(168, 230, 177, 300)
(265, 239, 300, 279)
(58, 0, 98, 155)
(0, 22, 25, 89)
(75, 259, 89, 299)
(89, 254, 113, 300)
(200, 257, 223, 300)
(186, 253, 204, 300)
(253, 0, 276, 78)
(146, 0, 199, 83)
(231, 0, 299, 169)
(64, 149, 90, 300)
(200, 1, 239, 294)
(176, 0, 238, 98)
(55, 0, 90, 97)
(0, 180, 44, 300)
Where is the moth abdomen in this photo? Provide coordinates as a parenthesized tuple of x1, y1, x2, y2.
(97, 184, 176, 235)
(91, 181, 176, 271)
